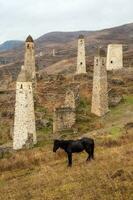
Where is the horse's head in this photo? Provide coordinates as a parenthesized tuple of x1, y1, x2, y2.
(53, 140, 60, 152)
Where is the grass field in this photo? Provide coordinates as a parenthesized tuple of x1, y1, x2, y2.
(0, 131, 132, 200)
(0, 95, 132, 200)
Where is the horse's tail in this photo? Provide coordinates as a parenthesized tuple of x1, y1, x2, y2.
(91, 141, 95, 159)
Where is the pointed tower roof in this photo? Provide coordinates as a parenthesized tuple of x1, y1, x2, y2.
(78, 34, 84, 39)
(26, 35, 34, 43)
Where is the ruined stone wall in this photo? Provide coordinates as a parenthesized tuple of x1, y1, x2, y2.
(53, 107, 76, 133)
(13, 82, 36, 150)
(64, 90, 75, 109)
(76, 38, 86, 74)
(106, 44, 123, 70)
(53, 88, 76, 133)
(91, 56, 109, 116)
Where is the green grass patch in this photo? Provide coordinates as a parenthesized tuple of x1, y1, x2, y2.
(109, 126, 122, 139)
(37, 126, 52, 136)
(0, 124, 11, 145)
(0, 180, 6, 188)
(35, 126, 53, 147)
(76, 97, 91, 114)
(124, 95, 133, 105)
(34, 139, 52, 147)
(35, 106, 47, 113)
(59, 129, 78, 139)
(109, 95, 133, 119)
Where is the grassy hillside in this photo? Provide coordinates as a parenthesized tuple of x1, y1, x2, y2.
(0, 94, 132, 200)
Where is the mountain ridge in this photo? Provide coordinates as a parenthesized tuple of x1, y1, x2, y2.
(0, 40, 23, 52)
(0, 22, 132, 79)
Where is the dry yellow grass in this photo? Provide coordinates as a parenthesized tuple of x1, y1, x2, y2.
(0, 132, 132, 200)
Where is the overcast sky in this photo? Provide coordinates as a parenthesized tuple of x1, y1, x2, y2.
(0, 0, 132, 43)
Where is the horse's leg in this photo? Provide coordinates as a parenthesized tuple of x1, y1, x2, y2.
(91, 144, 95, 160)
(85, 148, 91, 161)
(67, 153, 72, 167)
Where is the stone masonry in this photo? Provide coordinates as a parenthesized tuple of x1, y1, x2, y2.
(53, 90, 76, 133)
(64, 89, 75, 109)
(91, 49, 109, 117)
(106, 44, 123, 70)
(13, 66, 36, 150)
(24, 35, 36, 81)
(76, 35, 86, 74)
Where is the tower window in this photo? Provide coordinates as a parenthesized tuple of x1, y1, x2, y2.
(27, 44, 30, 48)
(111, 60, 113, 64)
(20, 84, 23, 89)
(96, 59, 98, 66)
(80, 62, 83, 65)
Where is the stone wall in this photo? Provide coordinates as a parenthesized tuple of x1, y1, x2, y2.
(13, 82, 36, 150)
(53, 89, 76, 133)
(91, 55, 109, 116)
(64, 90, 75, 109)
(106, 44, 123, 70)
(53, 107, 76, 133)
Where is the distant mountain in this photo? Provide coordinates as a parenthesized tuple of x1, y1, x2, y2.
(36, 23, 133, 46)
(0, 40, 24, 52)
(37, 31, 93, 44)
(0, 22, 133, 79)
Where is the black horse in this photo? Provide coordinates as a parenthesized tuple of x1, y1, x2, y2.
(53, 137, 95, 167)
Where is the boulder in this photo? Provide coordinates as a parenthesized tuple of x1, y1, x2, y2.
(124, 122, 133, 134)
(36, 119, 50, 130)
(111, 79, 124, 85)
(109, 96, 123, 107)
(108, 89, 123, 107)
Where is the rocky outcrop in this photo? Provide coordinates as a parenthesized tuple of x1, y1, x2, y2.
(109, 89, 123, 107)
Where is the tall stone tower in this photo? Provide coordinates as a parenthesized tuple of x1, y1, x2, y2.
(24, 35, 36, 81)
(13, 66, 36, 150)
(91, 49, 109, 117)
(106, 44, 123, 70)
(76, 35, 86, 74)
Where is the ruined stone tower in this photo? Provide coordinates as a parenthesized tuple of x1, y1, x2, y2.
(106, 44, 123, 70)
(76, 35, 86, 74)
(24, 35, 36, 81)
(53, 90, 76, 133)
(91, 49, 109, 117)
(64, 89, 75, 109)
(13, 66, 37, 150)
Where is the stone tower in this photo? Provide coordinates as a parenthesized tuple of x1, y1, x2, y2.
(24, 35, 36, 81)
(91, 49, 109, 117)
(13, 66, 36, 150)
(52, 49, 55, 57)
(106, 44, 123, 70)
(76, 35, 86, 74)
